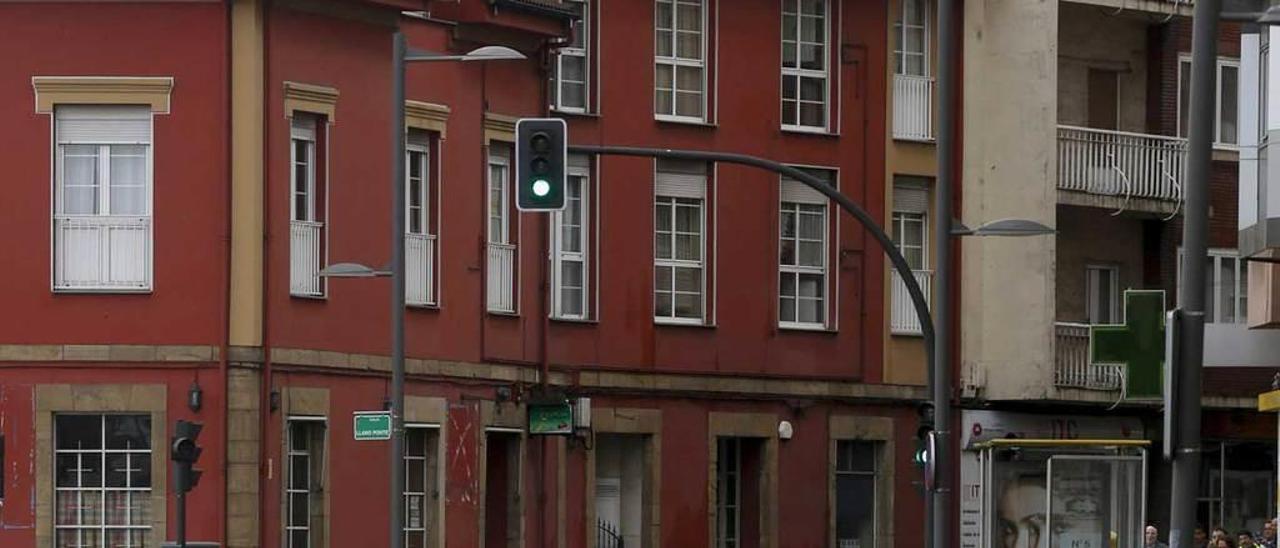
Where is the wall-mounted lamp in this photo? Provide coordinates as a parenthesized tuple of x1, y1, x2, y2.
(778, 420, 794, 441)
(187, 382, 203, 412)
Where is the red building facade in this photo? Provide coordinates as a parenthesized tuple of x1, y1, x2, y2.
(0, 1, 929, 548)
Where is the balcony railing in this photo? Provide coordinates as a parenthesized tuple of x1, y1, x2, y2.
(890, 269, 932, 335)
(290, 220, 324, 297)
(487, 242, 516, 313)
(406, 233, 436, 306)
(893, 74, 934, 141)
(54, 215, 151, 290)
(1054, 322, 1123, 390)
(1057, 125, 1186, 202)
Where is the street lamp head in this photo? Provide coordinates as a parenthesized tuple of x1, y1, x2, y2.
(318, 262, 390, 278)
(461, 45, 527, 61)
(952, 218, 1055, 237)
(1260, 6, 1280, 25)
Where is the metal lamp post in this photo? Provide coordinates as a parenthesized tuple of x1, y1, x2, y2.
(320, 33, 524, 548)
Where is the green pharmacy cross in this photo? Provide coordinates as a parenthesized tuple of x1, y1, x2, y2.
(1091, 290, 1166, 398)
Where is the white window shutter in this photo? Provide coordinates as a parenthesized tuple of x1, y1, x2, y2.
(781, 179, 826, 204)
(56, 105, 150, 143)
(655, 159, 706, 198)
(893, 182, 929, 214)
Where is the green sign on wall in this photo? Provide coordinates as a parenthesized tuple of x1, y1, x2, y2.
(528, 402, 573, 435)
(353, 411, 392, 441)
(1091, 290, 1166, 399)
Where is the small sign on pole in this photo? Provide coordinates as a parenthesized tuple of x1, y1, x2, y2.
(354, 411, 392, 441)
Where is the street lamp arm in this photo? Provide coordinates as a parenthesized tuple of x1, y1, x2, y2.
(565, 144, 937, 392)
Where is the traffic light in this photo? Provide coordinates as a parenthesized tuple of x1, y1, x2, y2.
(515, 118, 567, 211)
(171, 420, 204, 494)
(914, 403, 936, 491)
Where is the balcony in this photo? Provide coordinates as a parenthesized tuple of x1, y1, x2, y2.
(892, 74, 934, 142)
(1057, 125, 1186, 213)
(54, 215, 151, 290)
(890, 269, 932, 335)
(406, 233, 437, 307)
(290, 220, 323, 297)
(487, 242, 516, 313)
(1053, 322, 1123, 390)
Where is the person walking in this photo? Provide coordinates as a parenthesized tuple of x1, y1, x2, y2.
(1240, 530, 1260, 548)
(1259, 519, 1277, 548)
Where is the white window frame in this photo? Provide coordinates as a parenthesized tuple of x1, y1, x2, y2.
(890, 211, 927, 271)
(487, 147, 517, 314)
(286, 416, 325, 548)
(893, 0, 929, 77)
(53, 414, 152, 547)
(653, 196, 706, 325)
(554, 0, 591, 113)
(552, 165, 591, 320)
(289, 116, 325, 297)
(405, 139, 437, 307)
(1177, 248, 1249, 324)
(654, 0, 708, 122)
(779, 174, 831, 329)
(1177, 55, 1241, 147)
(714, 437, 742, 548)
(403, 423, 440, 548)
(780, 0, 831, 132)
(1085, 264, 1120, 325)
(52, 105, 154, 292)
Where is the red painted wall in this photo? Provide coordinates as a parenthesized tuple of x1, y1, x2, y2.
(0, 2, 228, 345)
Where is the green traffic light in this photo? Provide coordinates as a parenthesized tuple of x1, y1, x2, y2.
(533, 179, 551, 197)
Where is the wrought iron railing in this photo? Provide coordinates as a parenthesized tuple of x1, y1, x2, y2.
(893, 74, 935, 141)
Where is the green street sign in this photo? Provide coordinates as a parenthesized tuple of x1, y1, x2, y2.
(353, 411, 391, 441)
(528, 402, 573, 435)
(1091, 290, 1166, 399)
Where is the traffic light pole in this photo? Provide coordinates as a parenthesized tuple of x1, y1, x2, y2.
(175, 472, 187, 548)
(566, 144, 937, 411)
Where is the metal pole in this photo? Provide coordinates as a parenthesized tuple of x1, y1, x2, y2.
(1170, 0, 1218, 545)
(565, 145, 936, 370)
(176, 464, 186, 548)
(389, 30, 407, 548)
(932, 0, 956, 546)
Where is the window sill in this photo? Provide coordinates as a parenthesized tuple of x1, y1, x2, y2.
(53, 287, 152, 295)
(893, 135, 936, 144)
(778, 322, 835, 333)
(550, 315, 598, 325)
(781, 125, 837, 138)
(890, 331, 925, 338)
(487, 310, 520, 318)
(1211, 146, 1239, 162)
(655, 115, 716, 128)
(291, 293, 327, 301)
(553, 108, 597, 118)
(654, 318, 714, 328)
(407, 303, 439, 311)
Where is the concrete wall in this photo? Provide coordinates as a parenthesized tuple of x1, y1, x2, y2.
(1057, 4, 1151, 133)
(961, 0, 1058, 401)
(1054, 205, 1147, 322)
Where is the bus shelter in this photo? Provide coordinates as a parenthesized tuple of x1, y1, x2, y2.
(972, 439, 1150, 548)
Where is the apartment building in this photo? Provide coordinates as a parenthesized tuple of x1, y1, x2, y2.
(0, 1, 930, 547)
(959, 0, 1280, 544)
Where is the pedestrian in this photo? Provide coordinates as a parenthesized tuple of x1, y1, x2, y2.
(1218, 528, 1233, 543)
(1146, 525, 1169, 548)
(1260, 519, 1277, 548)
(1217, 539, 1237, 548)
(1241, 531, 1260, 548)
(1198, 526, 1213, 548)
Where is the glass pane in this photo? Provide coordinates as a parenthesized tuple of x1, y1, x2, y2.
(655, 266, 672, 291)
(1180, 61, 1192, 137)
(406, 429, 427, 457)
(800, 44, 824, 71)
(906, 54, 925, 76)
(675, 203, 700, 231)
(677, 92, 702, 118)
(56, 454, 80, 488)
(1205, 256, 1217, 322)
(133, 453, 152, 489)
(675, 292, 702, 318)
(780, 272, 796, 299)
(290, 492, 309, 527)
(783, 15, 797, 42)
(674, 266, 701, 292)
(655, 1, 673, 30)
(782, 99, 798, 126)
(656, 231, 673, 259)
(407, 459, 425, 491)
(799, 273, 824, 298)
(835, 475, 876, 545)
(799, 241, 824, 267)
(800, 102, 825, 128)
(62, 145, 99, 215)
(289, 423, 309, 451)
(782, 75, 797, 101)
(801, 15, 821, 42)
(798, 297, 822, 323)
(1222, 65, 1239, 144)
(56, 491, 79, 526)
(656, 29, 673, 57)
(656, 64, 674, 91)
(109, 145, 147, 215)
(676, 234, 701, 261)
(677, 3, 701, 31)
(676, 31, 701, 59)
(57, 415, 102, 450)
(656, 88, 674, 116)
(291, 455, 309, 489)
(779, 295, 796, 322)
(655, 292, 673, 317)
(105, 490, 130, 525)
(782, 42, 797, 69)
(800, 76, 825, 102)
(907, 27, 925, 55)
(291, 529, 310, 548)
(904, 247, 924, 270)
(564, 83, 586, 109)
(563, 261, 584, 288)
(780, 239, 796, 266)
(1220, 257, 1237, 323)
(563, 287, 584, 316)
(81, 490, 102, 525)
(799, 209, 824, 239)
(131, 491, 151, 525)
(56, 530, 79, 547)
(106, 453, 129, 487)
(106, 415, 150, 450)
(407, 531, 426, 548)
(803, 0, 825, 16)
(676, 65, 703, 93)
(407, 494, 424, 527)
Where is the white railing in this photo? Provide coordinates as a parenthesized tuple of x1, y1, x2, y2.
(890, 269, 933, 335)
(290, 220, 324, 296)
(487, 242, 516, 313)
(54, 215, 151, 290)
(893, 74, 934, 141)
(1053, 322, 1124, 390)
(406, 233, 436, 306)
(1057, 125, 1187, 202)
